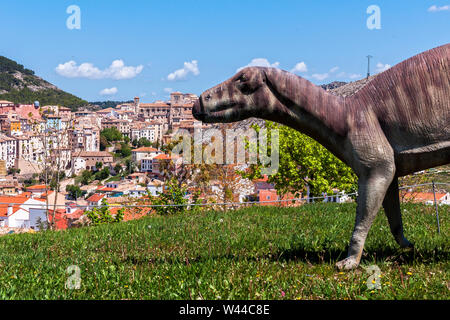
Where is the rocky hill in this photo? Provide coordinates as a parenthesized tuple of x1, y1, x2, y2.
(327, 76, 375, 97)
(320, 81, 347, 91)
(0, 56, 88, 111)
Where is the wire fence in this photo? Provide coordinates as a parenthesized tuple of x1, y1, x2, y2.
(0, 182, 448, 209)
(0, 182, 447, 233)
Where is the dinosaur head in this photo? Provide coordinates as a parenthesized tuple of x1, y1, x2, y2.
(193, 67, 274, 123)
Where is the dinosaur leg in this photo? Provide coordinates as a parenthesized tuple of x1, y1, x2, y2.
(382, 176, 413, 248)
(336, 165, 395, 270)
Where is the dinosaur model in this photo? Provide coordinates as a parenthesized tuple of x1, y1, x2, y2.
(192, 43, 449, 269)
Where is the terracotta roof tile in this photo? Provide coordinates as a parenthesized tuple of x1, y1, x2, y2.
(86, 194, 105, 203)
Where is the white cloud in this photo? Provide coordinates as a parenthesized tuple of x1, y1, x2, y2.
(375, 62, 391, 73)
(348, 73, 362, 79)
(428, 5, 450, 12)
(99, 87, 118, 96)
(329, 66, 339, 73)
(56, 60, 143, 80)
(311, 73, 329, 81)
(237, 58, 280, 72)
(167, 60, 200, 81)
(333, 71, 362, 80)
(164, 88, 173, 93)
(290, 61, 308, 73)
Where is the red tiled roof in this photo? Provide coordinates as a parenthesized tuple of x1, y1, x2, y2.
(132, 147, 159, 153)
(86, 194, 105, 203)
(153, 154, 171, 160)
(109, 206, 153, 222)
(0, 196, 30, 217)
(14, 105, 42, 120)
(402, 192, 448, 201)
(99, 187, 116, 192)
(26, 184, 47, 190)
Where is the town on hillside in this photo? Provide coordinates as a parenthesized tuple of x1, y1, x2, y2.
(0, 91, 448, 233)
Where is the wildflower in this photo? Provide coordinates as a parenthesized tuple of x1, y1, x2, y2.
(372, 279, 376, 284)
(406, 272, 412, 276)
(370, 290, 375, 293)
(124, 285, 128, 288)
(280, 290, 286, 297)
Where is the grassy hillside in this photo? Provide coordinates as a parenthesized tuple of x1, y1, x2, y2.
(0, 203, 448, 300)
(0, 56, 88, 111)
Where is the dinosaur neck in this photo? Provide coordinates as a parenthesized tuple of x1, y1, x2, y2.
(264, 68, 348, 157)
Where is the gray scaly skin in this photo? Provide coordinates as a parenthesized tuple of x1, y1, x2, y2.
(193, 44, 450, 270)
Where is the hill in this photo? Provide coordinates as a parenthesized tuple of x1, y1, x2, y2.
(0, 56, 88, 111)
(89, 100, 135, 110)
(0, 203, 447, 299)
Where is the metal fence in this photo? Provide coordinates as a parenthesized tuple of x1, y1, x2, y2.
(0, 182, 448, 232)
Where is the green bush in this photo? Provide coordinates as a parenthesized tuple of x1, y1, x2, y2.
(86, 199, 124, 225)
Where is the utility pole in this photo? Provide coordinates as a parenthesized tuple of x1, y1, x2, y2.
(366, 55, 373, 79)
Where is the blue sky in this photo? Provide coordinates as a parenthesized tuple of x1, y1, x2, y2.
(0, 1, 449, 102)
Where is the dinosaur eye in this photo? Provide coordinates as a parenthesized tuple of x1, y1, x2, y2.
(238, 74, 247, 82)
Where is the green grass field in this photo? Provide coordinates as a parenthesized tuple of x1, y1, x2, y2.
(0, 203, 448, 300)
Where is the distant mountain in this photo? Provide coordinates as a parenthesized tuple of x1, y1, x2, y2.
(327, 76, 375, 97)
(89, 100, 135, 110)
(0, 56, 88, 111)
(320, 81, 347, 91)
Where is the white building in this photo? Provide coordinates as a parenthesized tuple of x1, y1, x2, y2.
(131, 147, 161, 164)
(147, 179, 163, 196)
(0, 196, 47, 230)
(0, 133, 17, 169)
(73, 157, 87, 174)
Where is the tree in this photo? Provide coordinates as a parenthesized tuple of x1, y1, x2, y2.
(137, 137, 152, 147)
(243, 121, 357, 197)
(116, 142, 131, 158)
(95, 167, 110, 181)
(101, 127, 123, 143)
(100, 135, 109, 151)
(95, 161, 103, 170)
(7, 168, 20, 175)
(148, 177, 201, 215)
(86, 199, 124, 225)
(66, 184, 85, 200)
(124, 159, 136, 175)
(114, 163, 123, 175)
(81, 170, 93, 185)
